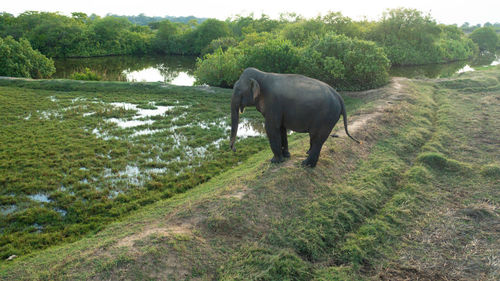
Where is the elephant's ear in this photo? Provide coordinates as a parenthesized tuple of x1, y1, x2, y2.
(250, 78, 260, 101)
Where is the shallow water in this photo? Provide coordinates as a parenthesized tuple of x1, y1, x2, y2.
(106, 102, 186, 129)
(390, 52, 500, 79)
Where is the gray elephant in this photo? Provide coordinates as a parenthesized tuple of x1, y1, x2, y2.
(230, 68, 359, 167)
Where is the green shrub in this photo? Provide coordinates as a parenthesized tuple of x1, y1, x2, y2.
(202, 36, 238, 55)
(240, 38, 300, 74)
(194, 47, 242, 88)
(194, 39, 300, 88)
(70, 67, 102, 81)
(0, 36, 55, 78)
(297, 34, 390, 90)
(368, 8, 476, 65)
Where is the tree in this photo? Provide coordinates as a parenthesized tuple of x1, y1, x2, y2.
(469, 27, 498, 53)
(188, 19, 231, 55)
(0, 36, 55, 78)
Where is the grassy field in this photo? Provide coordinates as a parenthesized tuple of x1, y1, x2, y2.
(0, 67, 498, 280)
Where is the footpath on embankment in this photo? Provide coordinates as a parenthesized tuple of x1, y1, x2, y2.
(1, 67, 499, 280)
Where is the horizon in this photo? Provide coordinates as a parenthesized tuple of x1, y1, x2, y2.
(2, 0, 500, 26)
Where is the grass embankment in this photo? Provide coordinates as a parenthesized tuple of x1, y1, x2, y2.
(0, 78, 366, 260)
(1, 67, 499, 280)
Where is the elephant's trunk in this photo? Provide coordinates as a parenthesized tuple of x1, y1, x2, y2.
(229, 95, 240, 152)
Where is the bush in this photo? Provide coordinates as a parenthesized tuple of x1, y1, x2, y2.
(297, 34, 390, 90)
(194, 39, 300, 88)
(469, 27, 499, 53)
(240, 38, 300, 74)
(194, 48, 242, 88)
(69, 68, 102, 81)
(0, 36, 55, 78)
(194, 34, 390, 91)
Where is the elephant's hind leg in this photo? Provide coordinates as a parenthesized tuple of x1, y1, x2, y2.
(281, 126, 290, 158)
(302, 131, 330, 167)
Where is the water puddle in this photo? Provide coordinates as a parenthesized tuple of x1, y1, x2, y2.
(92, 128, 117, 140)
(55, 208, 67, 216)
(28, 194, 52, 203)
(147, 167, 168, 174)
(131, 128, 165, 137)
(1, 205, 17, 215)
(457, 65, 475, 73)
(37, 110, 62, 120)
(233, 119, 265, 137)
(107, 118, 155, 129)
(104, 102, 188, 129)
(32, 223, 43, 233)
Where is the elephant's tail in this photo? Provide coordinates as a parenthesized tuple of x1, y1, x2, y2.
(338, 96, 361, 144)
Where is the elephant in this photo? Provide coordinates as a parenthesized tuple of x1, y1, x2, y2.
(229, 67, 360, 167)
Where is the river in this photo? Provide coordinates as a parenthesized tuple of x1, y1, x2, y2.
(53, 52, 500, 86)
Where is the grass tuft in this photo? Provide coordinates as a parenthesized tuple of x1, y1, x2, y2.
(218, 246, 313, 281)
(416, 152, 471, 173)
(479, 163, 500, 179)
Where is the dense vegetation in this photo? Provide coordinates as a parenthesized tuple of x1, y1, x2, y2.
(0, 9, 485, 90)
(195, 9, 476, 89)
(195, 33, 390, 90)
(108, 13, 206, 26)
(0, 36, 55, 78)
(367, 8, 477, 65)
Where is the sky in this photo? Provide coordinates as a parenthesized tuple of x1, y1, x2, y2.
(2, 0, 499, 25)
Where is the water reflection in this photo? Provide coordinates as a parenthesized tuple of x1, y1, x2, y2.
(390, 52, 500, 79)
(53, 55, 196, 85)
(236, 119, 266, 137)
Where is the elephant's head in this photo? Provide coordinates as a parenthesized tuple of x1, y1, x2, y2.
(230, 76, 260, 152)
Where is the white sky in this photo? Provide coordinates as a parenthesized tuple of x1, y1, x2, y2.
(2, 0, 499, 25)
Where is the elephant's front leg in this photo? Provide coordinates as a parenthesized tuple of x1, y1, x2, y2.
(281, 126, 290, 158)
(265, 120, 284, 163)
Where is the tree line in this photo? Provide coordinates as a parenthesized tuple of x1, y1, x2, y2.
(0, 9, 498, 88)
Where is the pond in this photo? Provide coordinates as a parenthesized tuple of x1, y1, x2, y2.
(53, 55, 197, 85)
(53, 52, 500, 85)
(390, 51, 500, 79)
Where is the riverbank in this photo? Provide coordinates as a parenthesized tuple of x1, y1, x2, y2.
(1, 66, 498, 280)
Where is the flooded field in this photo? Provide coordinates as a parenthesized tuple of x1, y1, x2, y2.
(0, 81, 276, 258)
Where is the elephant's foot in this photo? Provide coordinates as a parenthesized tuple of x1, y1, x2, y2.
(301, 156, 318, 167)
(270, 156, 284, 164)
(282, 150, 291, 158)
